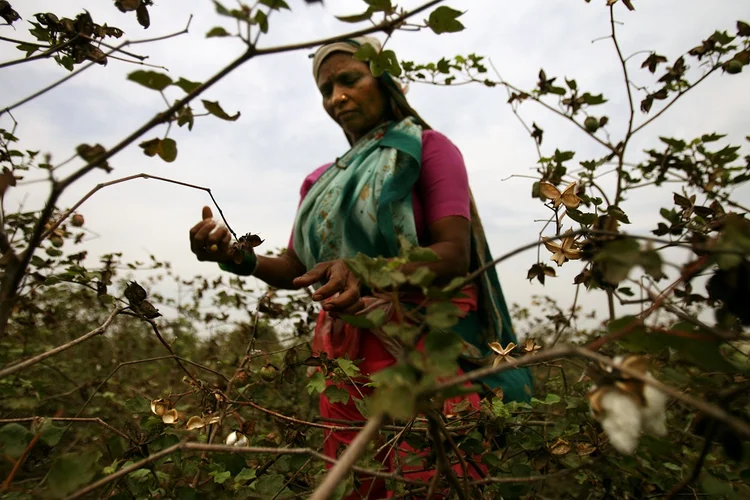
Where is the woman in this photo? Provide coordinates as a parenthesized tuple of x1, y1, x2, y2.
(189, 36, 532, 497)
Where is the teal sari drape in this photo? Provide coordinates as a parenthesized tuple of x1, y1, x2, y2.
(292, 118, 532, 402)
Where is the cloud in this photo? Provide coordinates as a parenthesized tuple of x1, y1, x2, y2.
(1, 0, 748, 333)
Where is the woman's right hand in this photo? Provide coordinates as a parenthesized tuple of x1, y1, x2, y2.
(189, 206, 234, 263)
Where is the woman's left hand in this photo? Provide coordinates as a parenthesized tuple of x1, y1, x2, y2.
(293, 260, 365, 314)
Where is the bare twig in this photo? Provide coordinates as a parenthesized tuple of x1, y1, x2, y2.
(309, 413, 385, 500)
(0, 307, 121, 379)
(0, 417, 130, 441)
(610, 5, 635, 204)
(0, 37, 79, 70)
(66, 438, 421, 499)
(40, 173, 238, 251)
(427, 415, 469, 500)
(432, 345, 750, 439)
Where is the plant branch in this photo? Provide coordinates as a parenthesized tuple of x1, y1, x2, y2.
(610, 5, 635, 204)
(432, 345, 750, 439)
(309, 413, 385, 500)
(0, 36, 79, 70)
(427, 415, 469, 500)
(0, 417, 130, 441)
(631, 66, 720, 136)
(0, 1, 445, 336)
(66, 436, 422, 500)
(40, 173, 238, 243)
(0, 307, 121, 379)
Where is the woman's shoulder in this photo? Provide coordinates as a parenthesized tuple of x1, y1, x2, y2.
(422, 129, 462, 157)
(299, 162, 333, 197)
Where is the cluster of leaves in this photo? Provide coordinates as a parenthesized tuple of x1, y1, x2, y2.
(14, 9, 129, 70)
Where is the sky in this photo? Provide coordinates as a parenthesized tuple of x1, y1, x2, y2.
(1, 0, 748, 337)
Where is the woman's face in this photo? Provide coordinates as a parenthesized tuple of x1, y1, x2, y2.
(316, 52, 389, 143)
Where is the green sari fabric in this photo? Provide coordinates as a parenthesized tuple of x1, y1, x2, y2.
(292, 118, 533, 402)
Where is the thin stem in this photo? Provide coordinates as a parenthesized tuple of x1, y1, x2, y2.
(432, 345, 750, 440)
(610, 5, 634, 205)
(41, 173, 238, 242)
(309, 413, 385, 500)
(0, 417, 130, 441)
(0, 307, 121, 379)
(0, 37, 79, 70)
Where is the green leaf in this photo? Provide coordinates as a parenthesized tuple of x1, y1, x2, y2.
(39, 420, 64, 447)
(173, 78, 202, 93)
(363, 0, 393, 12)
(16, 42, 38, 58)
(336, 9, 374, 23)
(425, 302, 462, 329)
(177, 487, 201, 500)
(202, 100, 240, 121)
(340, 308, 386, 329)
(206, 26, 231, 38)
(47, 450, 102, 498)
(700, 475, 733, 496)
(378, 50, 402, 77)
(407, 266, 436, 287)
(255, 10, 269, 33)
(337, 358, 361, 378)
(210, 470, 232, 484)
(0, 423, 32, 458)
(427, 6, 465, 34)
(259, 0, 290, 10)
(491, 399, 510, 418)
(581, 92, 607, 105)
(306, 371, 326, 395)
(235, 467, 257, 484)
(253, 474, 288, 496)
(382, 322, 420, 344)
(353, 42, 379, 63)
(324, 385, 351, 404)
(127, 70, 173, 91)
(565, 208, 596, 225)
(406, 246, 439, 262)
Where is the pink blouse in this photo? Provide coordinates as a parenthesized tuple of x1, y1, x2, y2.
(289, 130, 470, 248)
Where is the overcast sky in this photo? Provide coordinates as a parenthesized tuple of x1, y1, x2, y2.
(1, 0, 748, 336)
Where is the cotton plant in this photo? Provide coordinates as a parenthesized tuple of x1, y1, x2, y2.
(587, 355, 668, 454)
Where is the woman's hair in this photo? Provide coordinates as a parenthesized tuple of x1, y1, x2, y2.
(378, 73, 432, 131)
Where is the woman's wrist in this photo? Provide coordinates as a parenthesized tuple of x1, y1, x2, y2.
(218, 250, 258, 276)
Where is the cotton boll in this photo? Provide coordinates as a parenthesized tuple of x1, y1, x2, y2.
(226, 431, 249, 447)
(641, 375, 668, 437)
(599, 390, 642, 454)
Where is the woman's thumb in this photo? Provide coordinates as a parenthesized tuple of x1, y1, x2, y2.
(202, 206, 213, 220)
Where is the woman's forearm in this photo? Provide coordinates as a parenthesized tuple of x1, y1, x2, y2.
(253, 252, 307, 290)
(400, 241, 470, 284)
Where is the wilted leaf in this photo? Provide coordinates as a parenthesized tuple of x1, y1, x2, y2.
(202, 100, 240, 121)
(336, 9, 374, 23)
(173, 78, 202, 93)
(139, 137, 178, 162)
